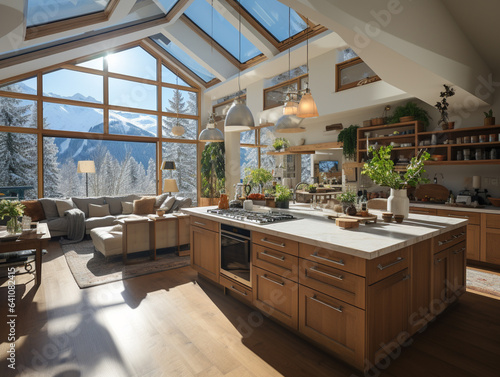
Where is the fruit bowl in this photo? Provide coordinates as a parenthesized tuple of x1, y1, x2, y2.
(489, 198, 500, 207)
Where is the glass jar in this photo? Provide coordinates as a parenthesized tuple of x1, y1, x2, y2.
(456, 150, 463, 160)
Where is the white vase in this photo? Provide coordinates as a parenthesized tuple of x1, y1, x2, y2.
(387, 188, 410, 219)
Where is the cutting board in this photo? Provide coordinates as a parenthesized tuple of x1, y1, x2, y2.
(414, 184, 449, 201)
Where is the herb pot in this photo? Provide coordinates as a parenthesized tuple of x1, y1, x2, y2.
(275, 200, 289, 209)
(485, 117, 495, 126)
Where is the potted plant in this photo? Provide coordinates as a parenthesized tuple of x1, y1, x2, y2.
(388, 101, 431, 129)
(274, 184, 293, 209)
(337, 125, 359, 160)
(272, 137, 289, 151)
(484, 109, 495, 126)
(337, 190, 357, 215)
(308, 184, 317, 193)
(200, 142, 225, 206)
(361, 145, 430, 218)
(435, 84, 455, 129)
(0, 199, 25, 234)
(244, 168, 273, 194)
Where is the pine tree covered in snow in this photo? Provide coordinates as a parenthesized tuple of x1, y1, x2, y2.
(163, 89, 189, 134)
(58, 158, 84, 198)
(162, 142, 197, 204)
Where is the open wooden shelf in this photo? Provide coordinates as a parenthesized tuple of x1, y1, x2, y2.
(267, 142, 342, 155)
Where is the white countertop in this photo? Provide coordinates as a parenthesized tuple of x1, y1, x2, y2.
(409, 202, 500, 214)
(183, 205, 467, 260)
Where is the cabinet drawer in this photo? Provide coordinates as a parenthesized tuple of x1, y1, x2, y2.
(299, 259, 365, 309)
(366, 247, 409, 285)
(253, 266, 298, 329)
(409, 207, 437, 216)
(434, 227, 467, 253)
(436, 209, 480, 225)
(190, 216, 219, 232)
(485, 213, 500, 229)
(252, 244, 298, 282)
(252, 231, 298, 256)
(219, 274, 252, 304)
(299, 243, 366, 276)
(299, 285, 365, 370)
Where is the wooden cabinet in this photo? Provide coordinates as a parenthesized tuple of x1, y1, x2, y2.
(367, 268, 410, 364)
(190, 218, 219, 282)
(450, 242, 466, 297)
(252, 231, 298, 256)
(252, 266, 298, 329)
(409, 206, 437, 216)
(219, 274, 252, 304)
(484, 214, 500, 265)
(253, 244, 298, 282)
(298, 285, 365, 370)
(299, 243, 366, 275)
(466, 224, 481, 260)
(366, 247, 409, 285)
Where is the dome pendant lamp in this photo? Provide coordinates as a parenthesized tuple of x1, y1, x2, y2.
(199, 113, 224, 142)
(297, 18, 319, 118)
(274, 114, 305, 134)
(224, 0, 255, 132)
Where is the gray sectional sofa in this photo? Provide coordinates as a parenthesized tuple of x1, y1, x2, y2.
(35, 194, 192, 237)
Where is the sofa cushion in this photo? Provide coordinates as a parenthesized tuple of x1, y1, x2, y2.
(121, 201, 133, 214)
(85, 215, 116, 231)
(89, 204, 111, 218)
(55, 199, 75, 217)
(154, 193, 169, 208)
(133, 197, 156, 215)
(41, 217, 68, 233)
(39, 198, 59, 219)
(168, 197, 193, 213)
(159, 196, 176, 211)
(104, 194, 140, 215)
(90, 225, 123, 257)
(72, 197, 105, 218)
(21, 200, 45, 221)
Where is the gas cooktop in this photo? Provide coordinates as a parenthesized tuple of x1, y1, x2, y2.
(207, 208, 299, 224)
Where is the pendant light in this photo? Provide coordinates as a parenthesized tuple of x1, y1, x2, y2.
(297, 18, 318, 118)
(274, 114, 305, 133)
(283, 7, 298, 116)
(171, 71, 185, 136)
(199, 113, 224, 142)
(224, 0, 255, 132)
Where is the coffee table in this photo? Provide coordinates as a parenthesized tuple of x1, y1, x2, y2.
(0, 223, 50, 286)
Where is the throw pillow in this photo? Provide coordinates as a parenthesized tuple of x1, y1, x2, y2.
(88, 204, 111, 218)
(159, 196, 176, 211)
(154, 193, 169, 208)
(121, 201, 133, 215)
(71, 197, 105, 218)
(39, 198, 59, 219)
(21, 200, 46, 221)
(133, 197, 156, 215)
(55, 199, 75, 217)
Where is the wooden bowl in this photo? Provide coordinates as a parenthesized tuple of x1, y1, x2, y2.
(489, 198, 500, 207)
(394, 215, 404, 223)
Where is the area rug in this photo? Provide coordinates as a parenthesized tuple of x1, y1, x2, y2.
(466, 267, 500, 298)
(61, 240, 190, 289)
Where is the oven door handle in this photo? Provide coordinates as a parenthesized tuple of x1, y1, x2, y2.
(221, 233, 250, 243)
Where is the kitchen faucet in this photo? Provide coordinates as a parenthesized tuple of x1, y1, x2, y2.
(293, 182, 309, 203)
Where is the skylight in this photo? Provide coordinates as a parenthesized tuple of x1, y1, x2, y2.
(151, 34, 216, 83)
(239, 0, 307, 42)
(155, 0, 179, 15)
(26, 0, 110, 27)
(184, 0, 261, 63)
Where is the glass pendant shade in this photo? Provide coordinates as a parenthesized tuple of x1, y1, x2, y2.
(199, 114, 224, 142)
(171, 121, 185, 136)
(224, 99, 255, 132)
(283, 99, 298, 115)
(297, 89, 318, 118)
(274, 115, 305, 133)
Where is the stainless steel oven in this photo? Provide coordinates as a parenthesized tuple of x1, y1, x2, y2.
(220, 223, 251, 287)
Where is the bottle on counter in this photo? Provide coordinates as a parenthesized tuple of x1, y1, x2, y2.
(448, 191, 455, 204)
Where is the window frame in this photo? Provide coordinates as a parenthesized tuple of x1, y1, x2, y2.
(263, 73, 308, 111)
(335, 57, 381, 92)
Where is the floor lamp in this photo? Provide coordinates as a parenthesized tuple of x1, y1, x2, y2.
(77, 160, 95, 197)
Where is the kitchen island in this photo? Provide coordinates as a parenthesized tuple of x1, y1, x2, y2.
(183, 206, 468, 371)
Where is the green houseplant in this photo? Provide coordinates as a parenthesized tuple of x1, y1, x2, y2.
(0, 199, 25, 234)
(484, 109, 495, 126)
(337, 125, 359, 160)
(274, 184, 293, 209)
(272, 137, 290, 151)
(244, 167, 273, 193)
(337, 190, 357, 215)
(361, 145, 430, 218)
(388, 101, 431, 129)
(308, 184, 317, 193)
(434, 84, 455, 129)
(200, 142, 225, 206)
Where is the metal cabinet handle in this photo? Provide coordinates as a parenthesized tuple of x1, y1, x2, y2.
(311, 252, 345, 266)
(436, 258, 444, 264)
(402, 274, 411, 281)
(453, 247, 466, 255)
(438, 238, 453, 246)
(309, 266, 343, 281)
(261, 274, 285, 286)
(229, 285, 248, 296)
(261, 251, 285, 261)
(447, 214, 469, 218)
(261, 238, 285, 248)
(310, 295, 343, 313)
(194, 221, 206, 226)
(377, 256, 404, 270)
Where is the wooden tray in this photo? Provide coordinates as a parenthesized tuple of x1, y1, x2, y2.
(327, 213, 378, 224)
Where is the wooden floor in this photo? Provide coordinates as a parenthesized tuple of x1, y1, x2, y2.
(1, 241, 499, 377)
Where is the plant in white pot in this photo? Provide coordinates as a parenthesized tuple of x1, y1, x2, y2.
(361, 146, 430, 218)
